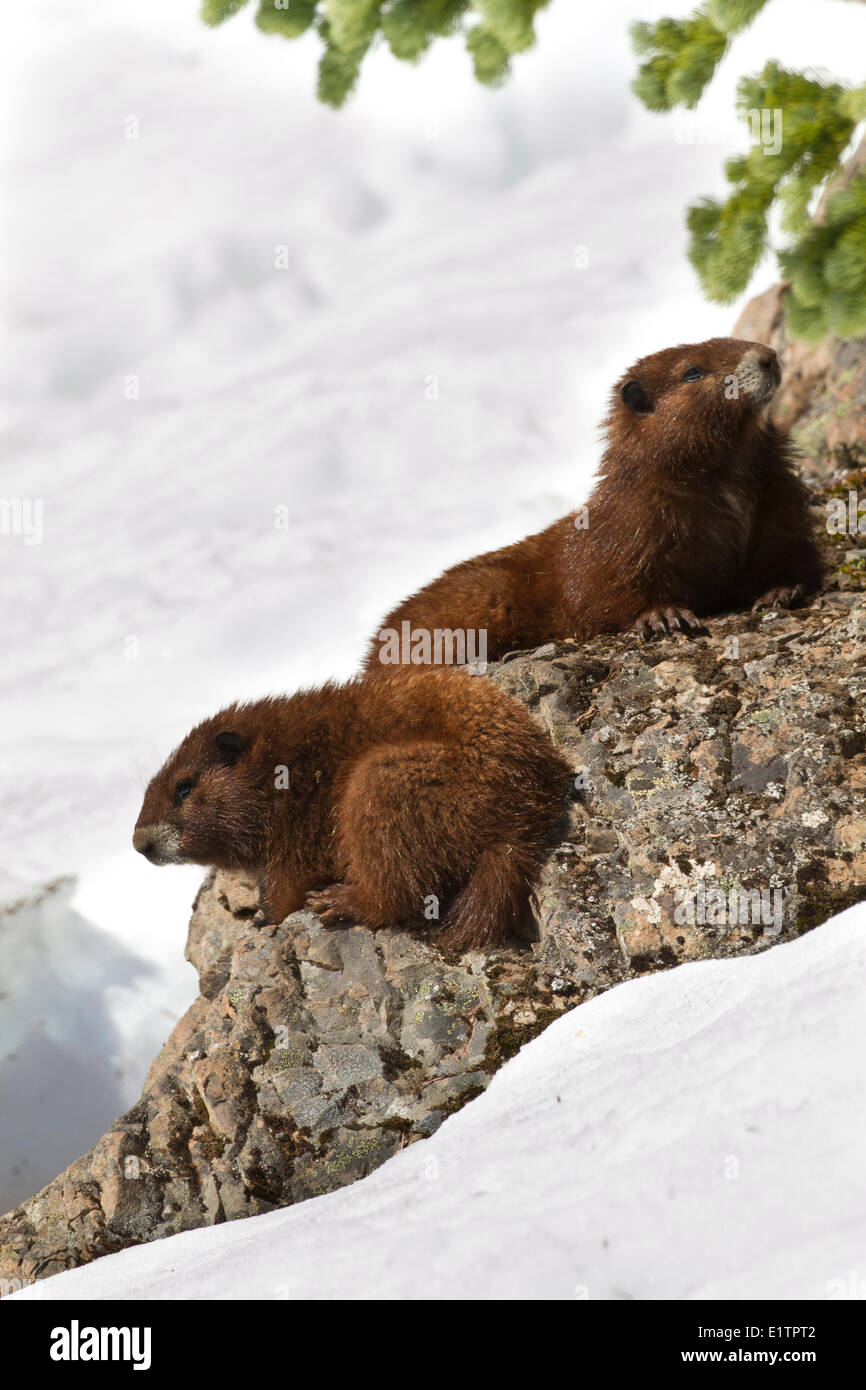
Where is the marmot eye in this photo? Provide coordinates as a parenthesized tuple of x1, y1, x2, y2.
(683, 366, 706, 382)
(174, 778, 195, 805)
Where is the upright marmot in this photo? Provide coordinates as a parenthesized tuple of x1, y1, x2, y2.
(365, 338, 823, 670)
(133, 670, 572, 952)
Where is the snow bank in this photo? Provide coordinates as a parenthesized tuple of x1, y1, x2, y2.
(16, 903, 866, 1301)
(0, 877, 160, 1215)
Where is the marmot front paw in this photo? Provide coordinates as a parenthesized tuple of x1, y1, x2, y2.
(752, 584, 808, 612)
(306, 883, 361, 927)
(632, 605, 706, 639)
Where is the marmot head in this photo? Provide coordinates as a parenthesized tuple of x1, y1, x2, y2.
(133, 707, 266, 870)
(609, 337, 781, 470)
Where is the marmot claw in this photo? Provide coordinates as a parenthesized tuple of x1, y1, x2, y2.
(633, 605, 706, 639)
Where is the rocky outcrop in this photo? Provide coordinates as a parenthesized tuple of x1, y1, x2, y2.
(2, 466, 865, 1292)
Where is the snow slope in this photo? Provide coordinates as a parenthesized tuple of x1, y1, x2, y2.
(16, 903, 866, 1301)
(0, 878, 156, 1210)
(2, 0, 865, 1210)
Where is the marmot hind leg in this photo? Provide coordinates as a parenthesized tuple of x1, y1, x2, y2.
(307, 741, 543, 951)
(325, 741, 489, 934)
(436, 842, 537, 952)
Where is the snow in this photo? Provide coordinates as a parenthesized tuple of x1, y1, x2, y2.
(0, 878, 157, 1209)
(15, 903, 866, 1301)
(2, 0, 865, 1211)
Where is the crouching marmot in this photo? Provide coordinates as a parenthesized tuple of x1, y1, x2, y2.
(133, 670, 572, 952)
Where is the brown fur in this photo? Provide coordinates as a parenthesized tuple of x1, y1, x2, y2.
(363, 338, 824, 669)
(133, 670, 572, 952)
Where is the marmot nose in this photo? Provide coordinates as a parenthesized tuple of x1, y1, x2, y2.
(756, 347, 781, 387)
(133, 828, 154, 857)
(758, 348, 780, 375)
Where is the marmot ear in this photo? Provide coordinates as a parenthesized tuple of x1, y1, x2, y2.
(215, 730, 245, 766)
(620, 379, 654, 416)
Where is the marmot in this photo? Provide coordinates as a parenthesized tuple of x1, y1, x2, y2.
(364, 338, 823, 670)
(133, 670, 572, 952)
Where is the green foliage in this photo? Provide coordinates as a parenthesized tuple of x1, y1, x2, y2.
(688, 63, 866, 332)
(325, 0, 381, 50)
(839, 85, 866, 123)
(475, 0, 542, 53)
(316, 39, 364, 105)
(382, 0, 464, 61)
(706, 0, 767, 35)
(632, 3, 866, 342)
(314, 11, 372, 105)
(202, 0, 250, 23)
(256, 0, 317, 36)
(781, 176, 866, 340)
(631, 12, 729, 111)
(201, 0, 552, 106)
(466, 24, 511, 85)
(686, 193, 767, 301)
(630, 1, 767, 110)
